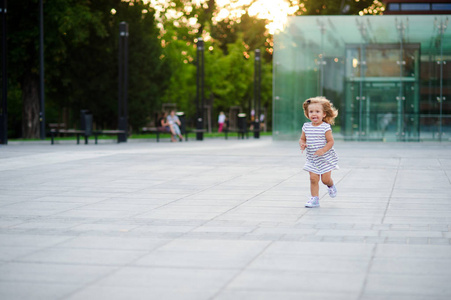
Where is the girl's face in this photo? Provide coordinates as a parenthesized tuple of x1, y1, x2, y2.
(307, 103, 326, 126)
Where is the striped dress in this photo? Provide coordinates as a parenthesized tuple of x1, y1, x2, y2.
(302, 122, 339, 175)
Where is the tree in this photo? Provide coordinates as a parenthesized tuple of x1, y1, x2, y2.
(49, 0, 170, 132)
(7, 0, 169, 138)
(7, 0, 106, 138)
(285, 0, 384, 15)
(110, 1, 171, 131)
(160, 25, 198, 117)
(156, 1, 273, 128)
(211, 36, 254, 110)
(211, 12, 268, 55)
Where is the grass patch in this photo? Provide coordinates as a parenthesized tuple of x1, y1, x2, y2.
(129, 131, 273, 139)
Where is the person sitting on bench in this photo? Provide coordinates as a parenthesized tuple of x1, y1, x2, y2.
(166, 110, 184, 142)
(158, 111, 177, 142)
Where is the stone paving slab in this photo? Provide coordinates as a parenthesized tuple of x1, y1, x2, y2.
(0, 137, 450, 300)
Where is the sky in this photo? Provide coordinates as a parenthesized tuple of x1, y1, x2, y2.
(216, 0, 299, 33)
(146, 0, 300, 34)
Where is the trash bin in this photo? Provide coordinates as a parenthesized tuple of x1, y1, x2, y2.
(237, 113, 247, 139)
(80, 110, 93, 144)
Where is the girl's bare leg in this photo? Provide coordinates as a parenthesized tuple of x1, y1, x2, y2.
(309, 172, 320, 197)
(321, 171, 334, 187)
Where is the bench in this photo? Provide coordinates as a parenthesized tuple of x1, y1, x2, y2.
(93, 130, 126, 144)
(50, 129, 126, 144)
(141, 127, 210, 142)
(49, 123, 66, 132)
(50, 129, 87, 145)
(141, 127, 183, 142)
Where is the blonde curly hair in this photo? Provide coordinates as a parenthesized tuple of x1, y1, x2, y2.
(302, 96, 338, 125)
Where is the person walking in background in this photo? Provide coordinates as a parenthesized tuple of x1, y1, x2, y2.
(259, 113, 265, 131)
(299, 96, 339, 208)
(218, 111, 226, 133)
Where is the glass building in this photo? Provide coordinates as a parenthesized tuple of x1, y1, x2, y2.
(273, 15, 450, 141)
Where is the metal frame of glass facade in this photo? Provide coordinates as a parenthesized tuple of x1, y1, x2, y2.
(273, 15, 450, 142)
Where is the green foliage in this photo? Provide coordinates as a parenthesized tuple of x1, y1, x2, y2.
(48, 0, 116, 128)
(6, 0, 169, 137)
(159, 25, 197, 118)
(211, 37, 254, 109)
(290, 0, 383, 15)
(114, 1, 171, 130)
(7, 0, 111, 137)
(159, 5, 272, 128)
(211, 13, 269, 56)
(54, 0, 170, 131)
(260, 57, 273, 124)
(5, 84, 22, 138)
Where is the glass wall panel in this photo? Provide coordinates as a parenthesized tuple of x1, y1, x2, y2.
(273, 15, 451, 142)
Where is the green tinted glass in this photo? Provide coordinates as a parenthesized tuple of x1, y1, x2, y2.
(273, 15, 450, 142)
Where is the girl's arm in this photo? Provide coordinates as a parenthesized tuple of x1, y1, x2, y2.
(315, 130, 334, 156)
(299, 131, 307, 153)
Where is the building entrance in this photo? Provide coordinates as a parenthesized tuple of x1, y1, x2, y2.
(345, 80, 419, 141)
(343, 43, 420, 141)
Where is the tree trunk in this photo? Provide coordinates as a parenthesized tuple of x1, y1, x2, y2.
(21, 73, 40, 139)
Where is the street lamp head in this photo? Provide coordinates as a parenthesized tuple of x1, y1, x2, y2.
(119, 22, 129, 36)
(197, 37, 204, 50)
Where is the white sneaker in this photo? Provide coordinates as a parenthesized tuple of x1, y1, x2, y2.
(328, 185, 337, 198)
(305, 196, 320, 208)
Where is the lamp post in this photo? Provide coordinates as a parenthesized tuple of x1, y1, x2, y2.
(118, 21, 128, 143)
(196, 37, 204, 141)
(0, 0, 6, 145)
(253, 49, 261, 138)
(437, 18, 446, 142)
(39, 0, 45, 140)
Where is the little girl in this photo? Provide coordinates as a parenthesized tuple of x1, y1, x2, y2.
(299, 96, 339, 208)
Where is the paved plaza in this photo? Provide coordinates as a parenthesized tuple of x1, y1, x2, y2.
(0, 137, 450, 300)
